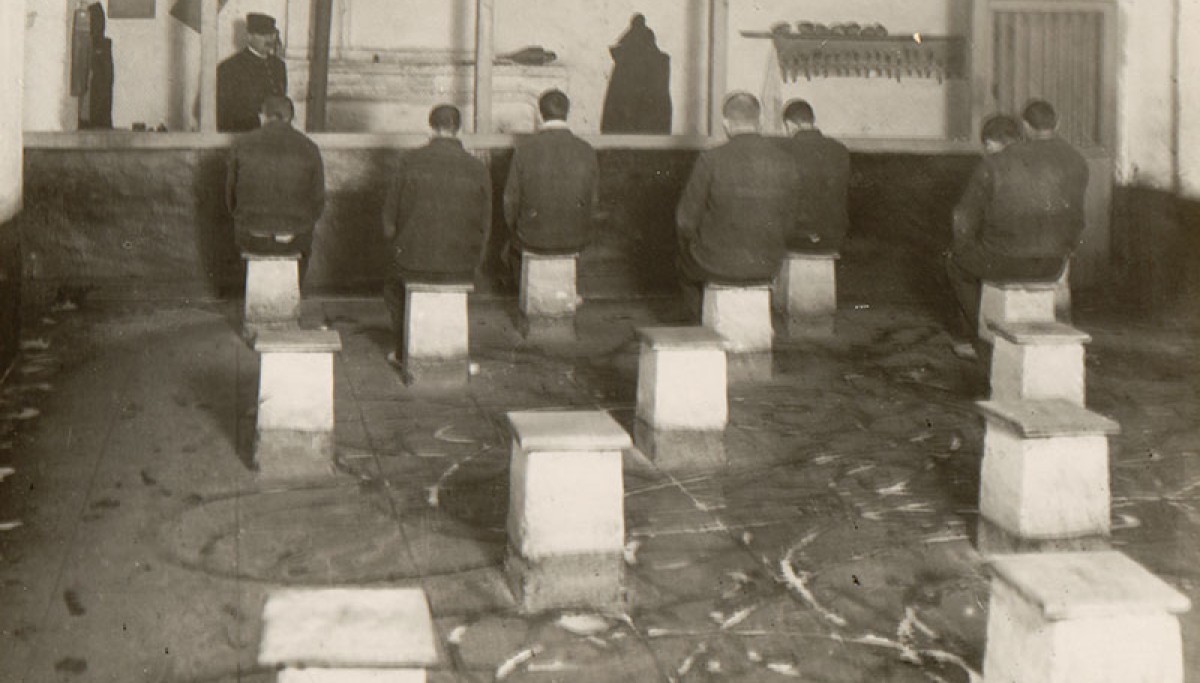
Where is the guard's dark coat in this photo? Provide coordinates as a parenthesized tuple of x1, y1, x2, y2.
(217, 49, 287, 133)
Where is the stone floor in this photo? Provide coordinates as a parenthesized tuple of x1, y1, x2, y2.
(0, 291, 1197, 682)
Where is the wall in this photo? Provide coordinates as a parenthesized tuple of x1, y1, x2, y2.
(726, 0, 971, 138)
(3, 3, 25, 372)
(23, 0, 73, 131)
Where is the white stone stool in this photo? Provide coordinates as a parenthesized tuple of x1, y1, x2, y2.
(243, 253, 301, 338)
(702, 283, 773, 354)
(519, 252, 579, 339)
(506, 410, 631, 613)
(254, 329, 342, 480)
(405, 282, 473, 388)
(977, 400, 1119, 546)
(774, 251, 838, 335)
(984, 551, 1190, 683)
(259, 588, 439, 682)
(990, 321, 1091, 405)
(978, 280, 1057, 343)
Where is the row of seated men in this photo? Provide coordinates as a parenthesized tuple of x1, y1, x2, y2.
(225, 90, 1087, 366)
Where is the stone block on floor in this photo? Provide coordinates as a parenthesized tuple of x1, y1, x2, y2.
(506, 410, 631, 613)
(520, 252, 578, 316)
(259, 587, 438, 682)
(978, 280, 1057, 343)
(243, 253, 301, 338)
(977, 400, 1120, 545)
(404, 282, 473, 388)
(635, 326, 727, 431)
(254, 329, 341, 479)
(774, 251, 838, 335)
(702, 283, 773, 353)
(984, 551, 1190, 683)
(989, 321, 1091, 405)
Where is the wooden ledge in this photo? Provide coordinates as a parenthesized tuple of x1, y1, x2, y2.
(990, 321, 1092, 344)
(254, 329, 343, 353)
(977, 400, 1119, 438)
(507, 410, 632, 452)
(989, 551, 1191, 620)
(637, 326, 727, 350)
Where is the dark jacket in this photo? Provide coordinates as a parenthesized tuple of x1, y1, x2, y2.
(382, 138, 492, 281)
(676, 133, 801, 283)
(226, 120, 325, 250)
(217, 48, 287, 133)
(781, 129, 850, 252)
(953, 136, 1088, 280)
(503, 127, 599, 254)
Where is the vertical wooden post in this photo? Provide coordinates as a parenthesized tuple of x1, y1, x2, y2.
(708, 0, 728, 136)
(199, 0, 219, 132)
(0, 1, 22, 221)
(306, 0, 334, 132)
(474, 0, 494, 134)
(969, 0, 993, 143)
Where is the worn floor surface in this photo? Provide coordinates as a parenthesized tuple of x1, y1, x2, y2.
(0, 291, 1196, 682)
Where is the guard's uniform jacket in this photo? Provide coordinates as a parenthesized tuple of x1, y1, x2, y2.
(217, 48, 287, 133)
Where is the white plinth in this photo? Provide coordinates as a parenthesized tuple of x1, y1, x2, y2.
(978, 400, 1119, 541)
(506, 410, 631, 612)
(774, 251, 838, 321)
(260, 588, 437, 681)
(636, 327, 728, 431)
(404, 282, 472, 387)
(244, 253, 301, 335)
(984, 551, 1190, 683)
(702, 283, 773, 353)
(519, 252, 579, 318)
(990, 321, 1090, 405)
(979, 280, 1057, 343)
(254, 330, 341, 479)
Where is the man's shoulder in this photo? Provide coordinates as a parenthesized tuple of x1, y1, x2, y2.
(219, 50, 250, 70)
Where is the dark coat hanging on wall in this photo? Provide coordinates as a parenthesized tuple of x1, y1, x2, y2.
(85, 3, 114, 129)
(601, 15, 672, 134)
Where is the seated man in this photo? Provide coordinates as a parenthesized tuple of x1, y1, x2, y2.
(381, 104, 492, 368)
(225, 95, 325, 282)
(502, 89, 599, 286)
(779, 99, 850, 252)
(675, 92, 801, 319)
(947, 101, 1088, 354)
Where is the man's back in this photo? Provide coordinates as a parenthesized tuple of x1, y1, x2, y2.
(505, 128, 598, 254)
(783, 129, 850, 251)
(981, 137, 1088, 259)
(385, 138, 491, 280)
(228, 122, 324, 235)
(677, 133, 800, 283)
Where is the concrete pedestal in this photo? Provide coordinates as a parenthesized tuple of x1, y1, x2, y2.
(243, 253, 301, 338)
(405, 282, 472, 388)
(984, 551, 1190, 683)
(977, 400, 1120, 547)
(506, 410, 631, 613)
(259, 588, 438, 682)
(254, 330, 342, 480)
(990, 321, 1091, 405)
(774, 251, 838, 336)
(702, 283, 773, 354)
(519, 252, 578, 340)
(978, 280, 1057, 343)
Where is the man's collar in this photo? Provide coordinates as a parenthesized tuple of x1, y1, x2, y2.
(246, 45, 269, 59)
(539, 120, 570, 131)
(430, 135, 463, 147)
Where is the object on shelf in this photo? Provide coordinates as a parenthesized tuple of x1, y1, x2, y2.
(744, 22, 965, 82)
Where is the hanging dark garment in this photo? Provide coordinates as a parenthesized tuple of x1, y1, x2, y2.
(601, 17, 672, 134)
(78, 3, 114, 129)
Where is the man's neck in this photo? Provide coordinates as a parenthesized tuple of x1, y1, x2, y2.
(1028, 129, 1055, 141)
(540, 119, 569, 131)
(247, 45, 269, 59)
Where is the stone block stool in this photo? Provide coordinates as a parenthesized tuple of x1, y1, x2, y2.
(984, 551, 1190, 683)
(254, 329, 342, 480)
(243, 253, 301, 338)
(990, 321, 1091, 405)
(978, 280, 1057, 343)
(404, 282, 473, 388)
(703, 283, 773, 354)
(519, 252, 579, 340)
(506, 410, 631, 613)
(259, 587, 439, 682)
(774, 251, 839, 335)
(976, 400, 1120, 550)
(634, 327, 728, 469)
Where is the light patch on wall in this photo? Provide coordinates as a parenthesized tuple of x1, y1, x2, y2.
(109, 0, 157, 20)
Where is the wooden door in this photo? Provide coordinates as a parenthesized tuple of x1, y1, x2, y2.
(972, 0, 1118, 287)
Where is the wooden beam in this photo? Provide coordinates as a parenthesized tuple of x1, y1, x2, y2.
(474, 0, 495, 133)
(708, 0, 728, 136)
(306, 0, 334, 132)
(968, 0, 993, 143)
(0, 1, 23, 222)
(199, 0, 219, 132)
